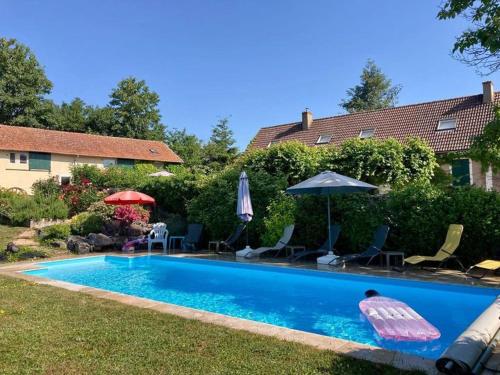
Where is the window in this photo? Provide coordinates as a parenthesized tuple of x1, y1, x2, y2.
(437, 119, 456, 131)
(103, 159, 116, 168)
(117, 158, 135, 168)
(60, 176, 71, 186)
(9, 153, 15, 163)
(267, 140, 279, 148)
(28, 152, 50, 171)
(149, 148, 159, 154)
(19, 153, 28, 164)
(359, 129, 374, 139)
(451, 159, 471, 186)
(316, 135, 332, 144)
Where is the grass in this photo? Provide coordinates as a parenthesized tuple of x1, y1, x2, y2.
(0, 275, 422, 375)
(0, 224, 25, 250)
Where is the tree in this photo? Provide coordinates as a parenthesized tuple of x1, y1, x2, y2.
(165, 128, 204, 167)
(340, 60, 401, 114)
(51, 98, 93, 132)
(107, 77, 165, 141)
(438, 0, 500, 75)
(469, 106, 500, 172)
(0, 37, 53, 125)
(203, 117, 238, 170)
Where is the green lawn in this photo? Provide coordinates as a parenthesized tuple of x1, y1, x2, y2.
(0, 276, 421, 375)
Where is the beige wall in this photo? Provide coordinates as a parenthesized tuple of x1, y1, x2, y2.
(0, 151, 108, 193)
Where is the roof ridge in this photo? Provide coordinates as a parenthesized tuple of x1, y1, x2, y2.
(0, 124, 167, 144)
(259, 92, 495, 130)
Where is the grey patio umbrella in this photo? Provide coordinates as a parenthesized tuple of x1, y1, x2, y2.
(237, 171, 253, 249)
(286, 171, 377, 259)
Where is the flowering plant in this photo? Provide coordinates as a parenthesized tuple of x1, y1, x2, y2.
(113, 205, 150, 224)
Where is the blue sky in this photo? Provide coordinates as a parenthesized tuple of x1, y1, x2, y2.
(1, 0, 499, 149)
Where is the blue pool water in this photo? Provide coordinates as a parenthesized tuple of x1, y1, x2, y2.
(25, 255, 498, 359)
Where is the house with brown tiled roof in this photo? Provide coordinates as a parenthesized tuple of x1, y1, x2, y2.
(250, 81, 499, 190)
(0, 125, 183, 193)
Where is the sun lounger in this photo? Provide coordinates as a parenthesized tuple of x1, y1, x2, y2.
(211, 223, 246, 253)
(236, 224, 294, 258)
(466, 248, 500, 278)
(182, 223, 204, 251)
(404, 224, 464, 270)
(331, 225, 389, 266)
(289, 225, 341, 262)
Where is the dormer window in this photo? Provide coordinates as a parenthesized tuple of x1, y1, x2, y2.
(437, 119, 456, 131)
(359, 129, 374, 139)
(316, 135, 332, 144)
(149, 148, 159, 154)
(267, 140, 279, 148)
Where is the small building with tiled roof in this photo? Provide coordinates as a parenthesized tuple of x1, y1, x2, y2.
(0, 125, 182, 193)
(250, 81, 499, 190)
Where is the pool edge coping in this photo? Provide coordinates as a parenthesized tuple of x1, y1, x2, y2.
(0, 256, 437, 374)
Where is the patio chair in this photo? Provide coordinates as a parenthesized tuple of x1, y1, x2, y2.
(331, 225, 390, 266)
(210, 223, 246, 253)
(182, 223, 204, 252)
(465, 248, 500, 279)
(148, 222, 169, 253)
(289, 225, 341, 262)
(237, 224, 294, 258)
(403, 224, 465, 271)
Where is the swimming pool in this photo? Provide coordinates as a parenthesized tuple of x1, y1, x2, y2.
(24, 255, 498, 359)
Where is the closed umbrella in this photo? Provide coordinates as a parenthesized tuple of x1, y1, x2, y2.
(236, 171, 253, 254)
(286, 171, 377, 264)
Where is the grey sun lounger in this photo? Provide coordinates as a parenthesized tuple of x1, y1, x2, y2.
(182, 223, 204, 251)
(331, 225, 389, 266)
(289, 225, 341, 262)
(241, 224, 295, 258)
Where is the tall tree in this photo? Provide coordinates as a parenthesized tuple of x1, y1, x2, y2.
(165, 128, 204, 167)
(52, 98, 92, 132)
(340, 60, 401, 114)
(438, 0, 500, 75)
(203, 117, 238, 170)
(0, 37, 53, 125)
(107, 77, 166, 141)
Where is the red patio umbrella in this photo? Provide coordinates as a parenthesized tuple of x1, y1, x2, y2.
(104, 190, 156, 205)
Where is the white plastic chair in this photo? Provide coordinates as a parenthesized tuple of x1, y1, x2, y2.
(148, 223, 169, 254)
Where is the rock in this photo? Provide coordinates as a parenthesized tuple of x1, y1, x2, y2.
(102, 220, 122, 236)
(127, 221, 151, 237)
(86, 233, 114, 251)
(66, 236, 92, 254)
(6, 242, 19, 253)
(49, 240, 67, 250)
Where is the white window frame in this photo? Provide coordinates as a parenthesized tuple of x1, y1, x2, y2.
(267, 141, 279, 148)
(485, 165, 493, 191)
(316, 135, 332, 144)
(437, 118, 457, 131)
(469, 159, 474, 185)
(59, 175, 71, 185)
(359, 129, 374, 139)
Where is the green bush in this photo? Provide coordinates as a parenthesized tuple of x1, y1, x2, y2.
(40, 224, 71, 243)
(187, 166, 288, 244)
(140, 167, 204, 217)
(70, 212, 103, 235)
(261, 193, 297, 246)
(0, 189, 69, 226)
(87, 201, 115, 221)
(32, 178, 61, 199)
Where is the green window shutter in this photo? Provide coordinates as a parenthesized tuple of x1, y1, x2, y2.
(117, 159, 135, 168)
(29, 152, 51, 171)
(451, 159, 470, 186)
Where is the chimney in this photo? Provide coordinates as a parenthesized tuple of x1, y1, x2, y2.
(482, 81, 494, 104)
(302, 109, 313, 130)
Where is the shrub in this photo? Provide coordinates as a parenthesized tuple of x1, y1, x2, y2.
(87, 201, 115, 221)
(40, 224, 71, 242)
(0, 189, 69, 226)
(261, 193, 296, 246)
(140, 167, 204, 217)
(113, 205, 150, 224)
(61, 184, 104, 215)
(32, 178, 62, 199)
(70, 212, 103, 235)
(187, 166, 288, 244)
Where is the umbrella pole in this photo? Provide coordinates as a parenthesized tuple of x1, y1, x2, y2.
(327, 195, 332, 255)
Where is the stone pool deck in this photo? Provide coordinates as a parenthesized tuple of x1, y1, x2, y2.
(1, 251, 498, 374)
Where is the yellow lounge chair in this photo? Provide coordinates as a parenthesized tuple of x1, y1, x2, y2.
(466, 260, 500, 279)
(404, 224, 465, 271)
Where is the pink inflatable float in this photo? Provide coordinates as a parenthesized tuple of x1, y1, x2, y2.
(359, 290, 440, 342)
